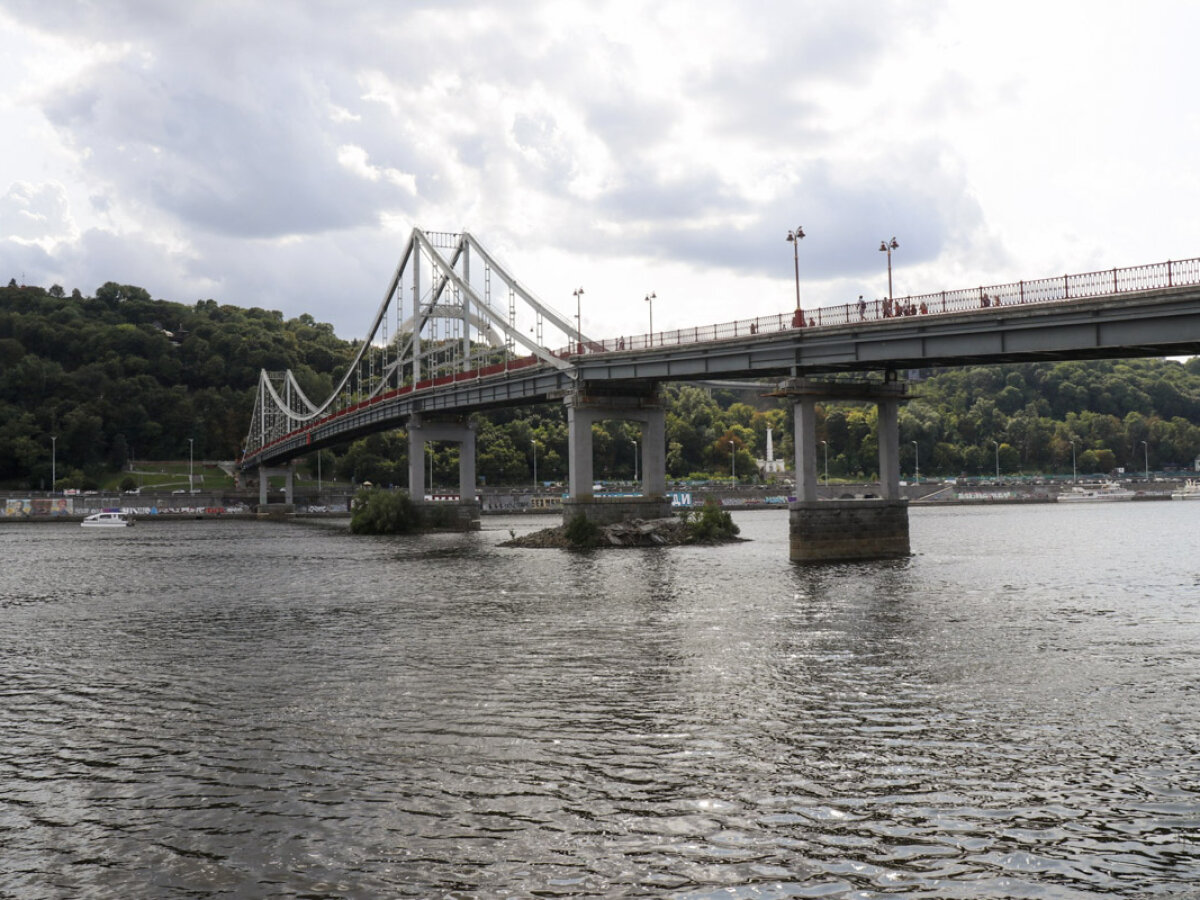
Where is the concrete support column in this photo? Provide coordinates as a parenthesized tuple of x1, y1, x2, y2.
(408, 417, 426, 498)
(256, 464, 296, 516)
(566, 402, 597, 500)
(641, 405, 667, 497)
(407, 413, 477, 501)
(793, 397, 819, 502)
(877, 399, 901, 500)
(564, 389, 672, 525)
(458, 426, 476, 500)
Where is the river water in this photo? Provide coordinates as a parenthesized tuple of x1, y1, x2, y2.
(1, 503, 1198, 898)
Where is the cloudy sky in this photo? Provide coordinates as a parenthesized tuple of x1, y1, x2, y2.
(2, 1, 1198, 342)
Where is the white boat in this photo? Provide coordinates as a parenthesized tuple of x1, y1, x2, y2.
(1058, 482, 1136, 503)
(1171, 479, 1200, 500)
(81, 511, 135, 527)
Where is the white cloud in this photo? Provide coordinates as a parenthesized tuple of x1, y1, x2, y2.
(0, 0, 1197, 341)
(0, 181, 75, 245)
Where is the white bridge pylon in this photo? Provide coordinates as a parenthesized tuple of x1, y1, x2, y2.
(244, 228, 592, 458)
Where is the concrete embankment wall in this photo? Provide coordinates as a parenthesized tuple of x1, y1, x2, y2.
(0, 491, 354, 522)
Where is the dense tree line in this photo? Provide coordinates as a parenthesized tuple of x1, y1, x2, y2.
(3, 278, 1200, 490)
(900, 359, 1200, 479)
(0, 280, 352, 488)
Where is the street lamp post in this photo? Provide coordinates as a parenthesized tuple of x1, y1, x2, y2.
(573, 287, 584, 353)
(1070, 440, 1077, 483)
(188, 437, 194, 493)
(50, 435, 56, 494)
(786, 226, 805, 310)
(992, 440, 1000, 481)
(644, 293, 655, 346)
(1141, 440, 1149, 481)
(631, 440, 638, 484)
(820, 439, 828, 486)
(912, 440, 919, 485)
(879, 236, 899, 301)
(728, 439, 736, 482)
(531, 439, 538, 488)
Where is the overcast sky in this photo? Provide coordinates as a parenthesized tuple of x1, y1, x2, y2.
(2, 1, 1198, 342)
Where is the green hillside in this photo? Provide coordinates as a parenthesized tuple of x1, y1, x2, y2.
(3, 278, 1199, 490)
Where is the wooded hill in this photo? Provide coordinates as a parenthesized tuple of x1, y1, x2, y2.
(3, 279, 1199, 489)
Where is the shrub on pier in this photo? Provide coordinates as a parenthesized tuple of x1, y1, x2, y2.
(683, 499, 740, 543)
(349, 487, 417, 534)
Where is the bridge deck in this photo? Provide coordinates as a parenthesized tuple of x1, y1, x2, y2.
(243, 258, 1200, 469)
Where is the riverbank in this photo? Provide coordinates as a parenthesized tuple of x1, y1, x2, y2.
(1, 479, 1186, 523)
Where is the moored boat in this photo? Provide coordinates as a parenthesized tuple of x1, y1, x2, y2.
(1171, 479, 1200, 500)
(1058, 482, 1136, 503)
(81, 511, 135, 527)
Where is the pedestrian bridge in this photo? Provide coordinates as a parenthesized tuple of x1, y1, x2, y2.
(240, 229, 1200, 560)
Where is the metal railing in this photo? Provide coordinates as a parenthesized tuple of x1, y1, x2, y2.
(559, 256, 1200, 355)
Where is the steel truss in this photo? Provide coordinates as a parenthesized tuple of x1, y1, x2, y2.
(243, 228, 588, 457)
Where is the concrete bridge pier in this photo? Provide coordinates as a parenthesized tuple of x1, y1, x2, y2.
(257, 462, 296, 517)
(563, 389, 672, 525)
(785, 379, 910, 563)
(406, 413, 480, 530)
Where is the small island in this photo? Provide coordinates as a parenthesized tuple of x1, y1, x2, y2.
(502, 502, 743, 549)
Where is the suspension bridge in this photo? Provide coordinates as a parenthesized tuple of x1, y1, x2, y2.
(240, 229, 1200, 560)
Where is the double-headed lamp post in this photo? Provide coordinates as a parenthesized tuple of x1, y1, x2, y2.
(820, 439, 828, 486)
(992, 440, 1000, 481)
(531, 439, 539, 488)
(728, 439, 736, 481)
(1141, 440, 1149, 481)
(631, 440, 639, 483)
(912, 440, 919, 485)
(188, 437, 194, 493)
(786, 226, 805, 310)
(573, 287, 584, 353)
(1070, 440, 1077, 483)
(50, 435, 56, 494)
(644, 292, 656, 345)
(879, 236, 899, 301)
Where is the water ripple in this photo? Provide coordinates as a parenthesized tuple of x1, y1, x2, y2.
(2, 509, 1199, 897)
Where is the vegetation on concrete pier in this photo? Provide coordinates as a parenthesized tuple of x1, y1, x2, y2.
(349, 487, 417, 534)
